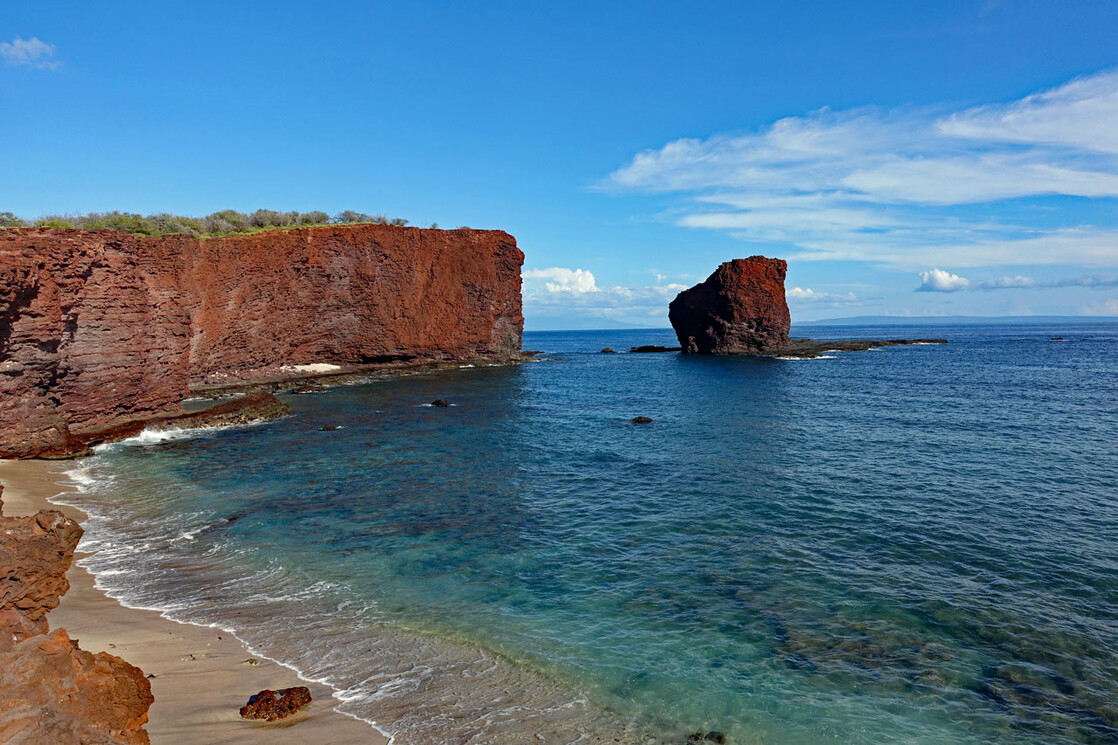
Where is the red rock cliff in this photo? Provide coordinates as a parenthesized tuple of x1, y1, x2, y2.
(0, 225, 524, 458)
(668, 257, 791, 354)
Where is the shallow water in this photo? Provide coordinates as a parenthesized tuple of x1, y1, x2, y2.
(60, 324, 1118, 744)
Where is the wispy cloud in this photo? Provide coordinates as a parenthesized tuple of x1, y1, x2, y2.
(606, 70, 1118, 269)
(0, 37, 59, 70)
(522, 267, 599, 293)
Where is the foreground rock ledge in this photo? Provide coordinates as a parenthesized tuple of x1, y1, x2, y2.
(669, 257, 946, 357)
(0, 485, 154, 744)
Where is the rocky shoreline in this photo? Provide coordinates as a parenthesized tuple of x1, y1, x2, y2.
(0, 483, 153, 743)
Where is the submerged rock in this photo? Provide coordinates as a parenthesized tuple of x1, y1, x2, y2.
(239, 686, 313, 722)
(630, 416, 653, 424)
(431, 399, 451, 407)
(629, 345, 680, 353)
(290, 382, 327, 394)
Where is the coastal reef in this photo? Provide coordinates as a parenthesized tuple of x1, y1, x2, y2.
(669, 257, 791, 353)
(0, 485, 154, 744)
(0, 224, 524, 458)
(669, 257, 945, 357)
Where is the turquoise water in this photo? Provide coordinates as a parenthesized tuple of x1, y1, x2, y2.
(60, 324, 1118, 744)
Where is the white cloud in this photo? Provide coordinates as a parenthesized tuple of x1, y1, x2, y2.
(522, 267, 598, 293)
(0, 37, 59, 70)
(523, 268, 694, 323)
(605, 70, 1118, 269)
(917, 269, 971, 292)
(786, 287, 860, 305)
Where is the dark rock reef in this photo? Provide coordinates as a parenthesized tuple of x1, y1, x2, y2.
(669, 257, 945, 358)
(0, 485, 154, 743)
(1, 224, 524, 458)
(669, 257, 791, 354)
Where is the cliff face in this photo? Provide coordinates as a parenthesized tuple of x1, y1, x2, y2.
(0, 486, 154, 744)
(0, 225, 524, 458)
(668, 257, 791, 354)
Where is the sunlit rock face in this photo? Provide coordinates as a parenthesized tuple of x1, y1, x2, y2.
(0, 225, 524, 457)
(669, 257, 791, 354)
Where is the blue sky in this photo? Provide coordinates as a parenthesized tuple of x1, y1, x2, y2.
(3, 1, 1117, 328)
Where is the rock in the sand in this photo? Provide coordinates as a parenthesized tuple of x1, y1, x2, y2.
(431, 399, 451, 407)
(687, 732, 727, 744)
(239, 686, 313, 722)
(631, 416, 653, 424)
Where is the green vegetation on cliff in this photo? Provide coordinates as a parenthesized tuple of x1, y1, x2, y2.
(0, 209, 412, 237)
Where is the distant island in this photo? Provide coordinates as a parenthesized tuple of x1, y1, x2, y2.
(802, 315, 1118, 326)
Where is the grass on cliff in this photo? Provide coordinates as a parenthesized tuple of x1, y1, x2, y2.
(0, 209, 427, 238)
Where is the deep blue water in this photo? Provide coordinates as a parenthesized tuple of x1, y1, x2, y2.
(60, 324, 1118, 744)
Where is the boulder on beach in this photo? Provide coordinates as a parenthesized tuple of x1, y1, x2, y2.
(239, 686, 313, 722)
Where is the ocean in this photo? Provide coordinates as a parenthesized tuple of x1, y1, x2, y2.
(56, 323, 1118, 744)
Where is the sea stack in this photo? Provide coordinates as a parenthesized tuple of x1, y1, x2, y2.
(668, 257, 791, 354)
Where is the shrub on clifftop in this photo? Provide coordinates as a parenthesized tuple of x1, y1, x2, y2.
(0, 208, 416, 238)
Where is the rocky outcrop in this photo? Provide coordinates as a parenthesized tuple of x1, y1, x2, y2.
(0, 504, 82, 642)
(1, 225, 524, 458)
(0, 485, 154, 743)
(669, 257, 791, 354)
(668, 258, 948, 358)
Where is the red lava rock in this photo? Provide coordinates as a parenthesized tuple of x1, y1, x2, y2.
(239, 686, 313, 722)
(0, 225, 524, 458)
(0, 485, 154, 743)
(668, 257, 791, 354)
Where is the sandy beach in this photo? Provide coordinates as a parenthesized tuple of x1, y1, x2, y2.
(0, 459, 389, 745)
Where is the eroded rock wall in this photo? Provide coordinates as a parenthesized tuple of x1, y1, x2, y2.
(0, 225, 524, 457)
